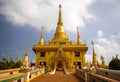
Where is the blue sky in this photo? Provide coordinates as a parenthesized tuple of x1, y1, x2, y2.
(0, 0, 120, 64)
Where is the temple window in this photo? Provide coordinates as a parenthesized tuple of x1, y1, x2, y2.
(40, 52, 45, 57)
(75, 52, 80, 57)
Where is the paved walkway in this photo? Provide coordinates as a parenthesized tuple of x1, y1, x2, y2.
(31, 71, 84, 82)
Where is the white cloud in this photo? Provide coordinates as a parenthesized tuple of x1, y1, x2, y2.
(86, 32, 120, 65)
(95, 32, 120, 64)
(86, 54, 92, 63)
(0, 0, 95, 32)
(97, 30, 103, 38)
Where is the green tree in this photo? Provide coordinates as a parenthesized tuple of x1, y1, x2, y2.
(0, 57, 22, 69)
(15, 61, 22, 68)
(0, 62, 7, 70)
(6, 60, 15, 69)
(109, 58, 120, 70)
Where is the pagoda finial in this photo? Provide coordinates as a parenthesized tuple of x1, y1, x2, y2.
(55, 4, 64, 33)
(25, 41, 30, 56)
(39, 27, 44, 45)
(59, 4, 62, 8)
(41, 27, 44, 37)
(52, 4, 68, 41)
(57, 4, 63, 25)
(77, 27, 82, 44)
(92, 41, 99, 67)
(92, 41, 95, 55)
(22, 42, 29, 68)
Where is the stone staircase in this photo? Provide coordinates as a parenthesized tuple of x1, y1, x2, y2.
(31, 71, 84, 82)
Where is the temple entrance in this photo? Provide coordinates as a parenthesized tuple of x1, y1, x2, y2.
(39, 62, 46, 67)
(74, 62, 81, 69)
(51, 47, 68, 72)
(57, 61, 63, 71)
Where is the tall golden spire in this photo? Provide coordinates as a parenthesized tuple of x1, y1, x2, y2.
(52, 4, 68, 41)
(39, 27, 44, 45)
(92, 41, 95, 55)
(57, 4, 63, 26)
(92, 41, 99, 67)
(77, 27, 82, 44)
(22, 42, 29, 68)
(56, 4, 64, 33)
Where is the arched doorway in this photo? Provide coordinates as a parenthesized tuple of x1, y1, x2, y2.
(52, 48, 68, 71)
(57, 61, 63, 70)
(74, 62, 81, 69)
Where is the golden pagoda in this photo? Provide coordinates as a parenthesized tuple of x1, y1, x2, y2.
(91, 41, 99, 67)
(22, 46, 29, 68)
(32, 4, 88, 72)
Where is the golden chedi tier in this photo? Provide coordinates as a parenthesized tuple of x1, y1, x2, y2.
(52, 4, 68, 41)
